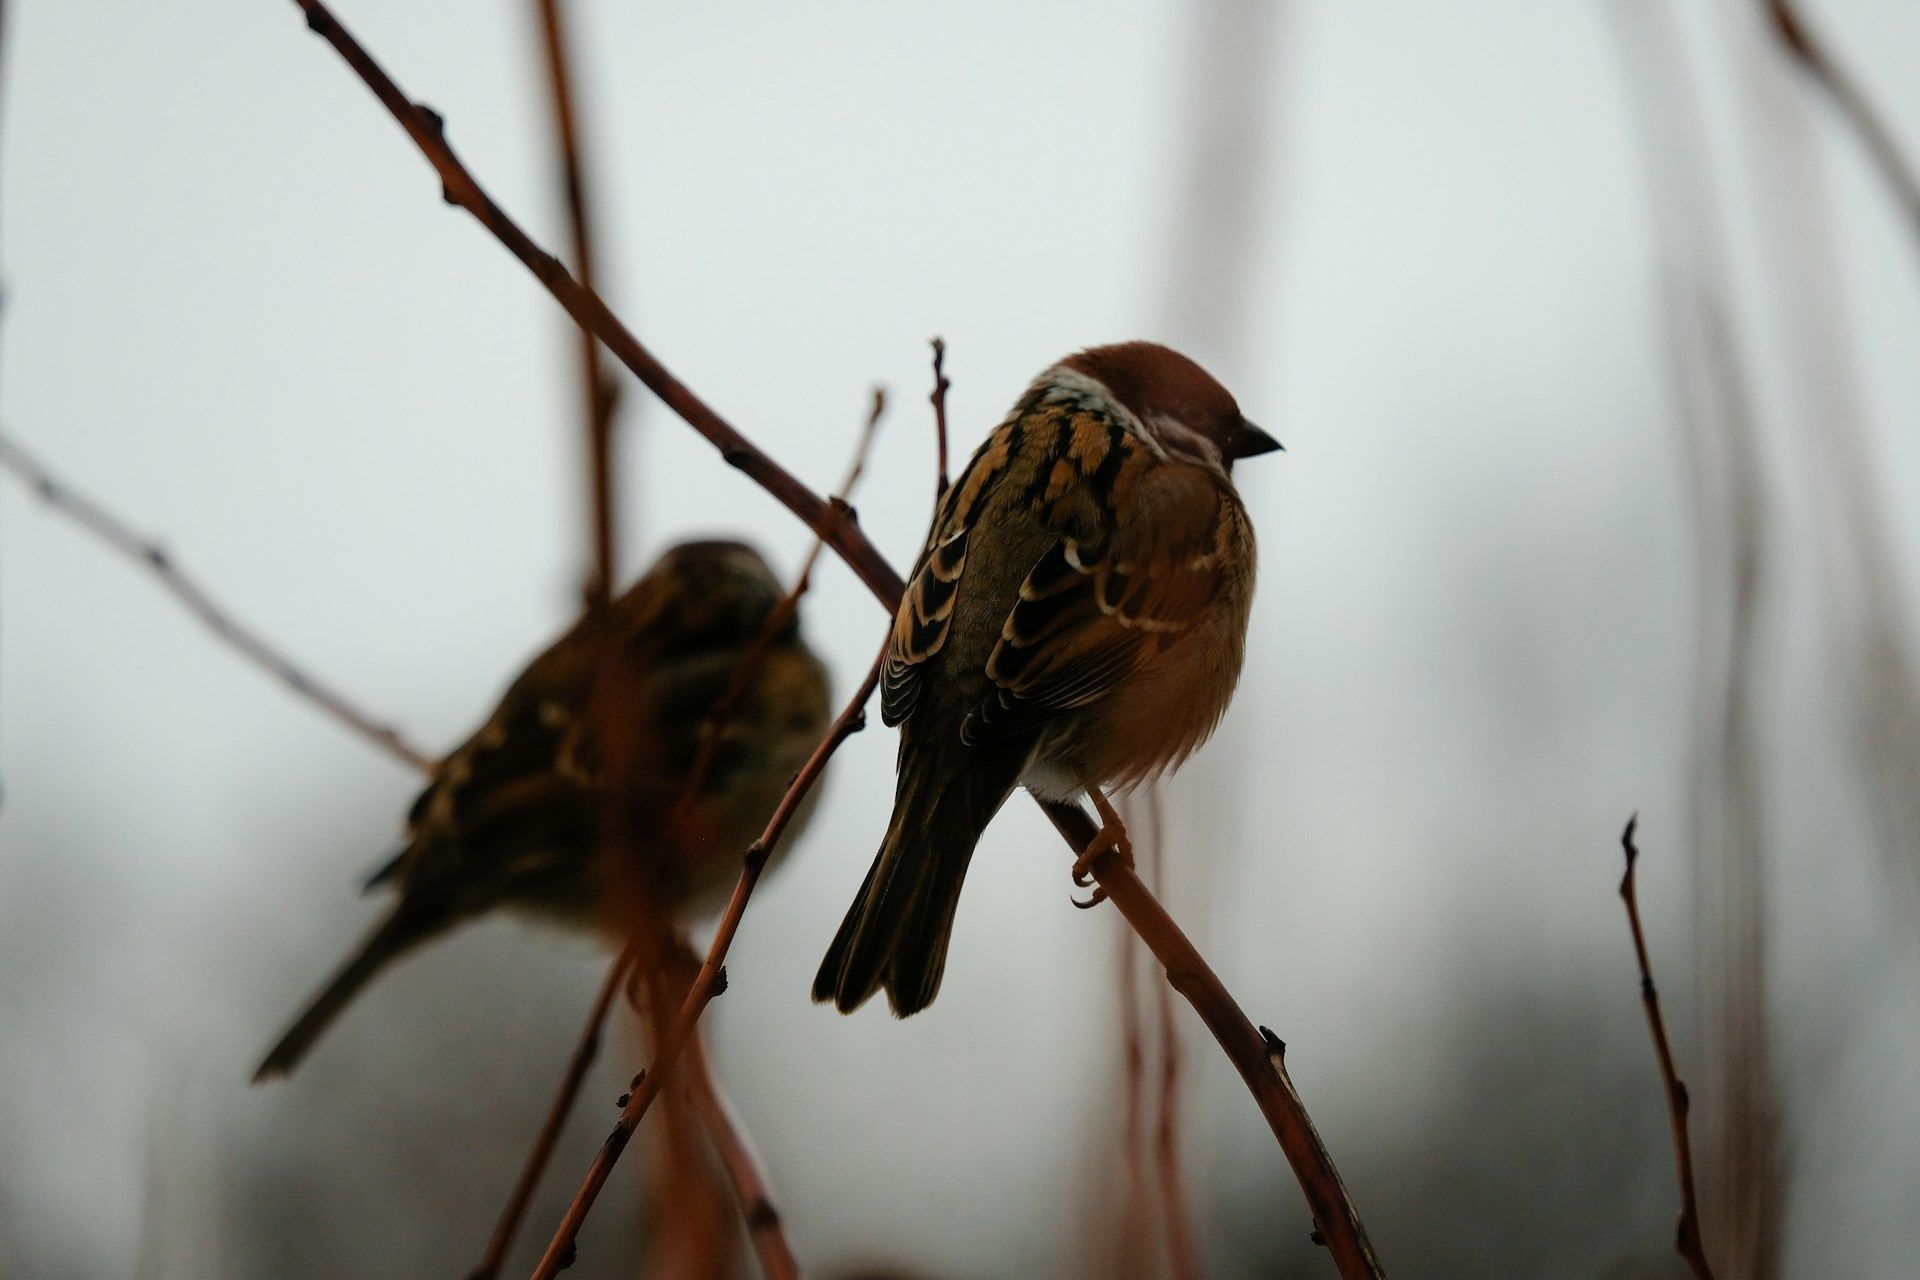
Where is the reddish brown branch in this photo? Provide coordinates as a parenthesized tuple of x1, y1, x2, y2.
(682, 1024, 801, 1280)
(1144, 789, 1202, 1280)
(928, 337, 951, 500)
(529, 644, 884, 1280)
(1115, 838, 1152, 1267)
(281, 8, 1382, 1271)
(671, 387, 887, 831)
(0, 431, 434, 771)
(288, 0, 904, 608)
(1619, 816, 1716, 1280)
(470, 948, 635, 1280)
(1604, 7, 1780, 1270)
(1046, 798, 1382, 1278)
(1765, 0, 1920, 249)
(531, 0, 620, 607)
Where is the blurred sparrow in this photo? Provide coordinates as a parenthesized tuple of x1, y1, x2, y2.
(814, 342, 1279, 1016)
(256, 539, 832, 1079)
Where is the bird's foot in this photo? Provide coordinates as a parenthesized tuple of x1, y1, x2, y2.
(1070, 815, 1133, 909)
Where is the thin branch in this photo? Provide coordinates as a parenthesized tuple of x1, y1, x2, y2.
(1764, 0, 1920, 250)
(1145, 788, 1202, 1280)
(928, 337, 951, 500)
(1603, 5, 1780, 1272)
(530, 644, 884, 1280)
(280, 9, 1382, 1272)
(0, 431, 433, 771)
(288, 0, 904, 608)
(1619, 816, 1716, 1280)
(531, 0, 620, 607)
(682, 1023, 801, 1280)
(670, 387, 887, 832)
(632, 954, 739, 1279)
(643, 388, 884, 1277)
(470, 948, 635, 1280)
(1046, 797, 1382, 1277)
(1116, 822, 1152, 1271)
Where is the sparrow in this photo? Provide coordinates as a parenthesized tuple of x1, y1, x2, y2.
(813, 341, 1279, 1017)
(256, 539, 832, 1079)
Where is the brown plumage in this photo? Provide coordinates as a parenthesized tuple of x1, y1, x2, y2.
(256, 540, 832, 1080)
(814, 342, 1280, 1016)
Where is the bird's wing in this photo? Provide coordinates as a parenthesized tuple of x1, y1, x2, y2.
(880, 420, 1020, 726)
(387, 628, 599, 891)
(963, 431, 1234, 744)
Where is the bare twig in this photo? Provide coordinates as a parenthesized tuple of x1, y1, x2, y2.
(0, 431, 433, 771)
(1047, 796, 1382, 1277)
(287, 0, 904, 608)
(645, 388, 885, 1278)
(633, 957, 739, 1280)
(1606, 4, 1782, 1270)
(470, 948, 635, 1280)
(281, 9, 1381, 1271)
(1764, 0, 1920, 250)
(1619, 817, 1716, 1280)
(1737, 0, 1920, 950)
(670, 387, 887, 832)
(530, 644, 884, 1280)
(928, 337, 950, 500)
(1116, 830, 1153, 1270)
(682, 1023, 801, 1280)
(1145, 788, 1202, 1280)
(531, 0, 621, 607)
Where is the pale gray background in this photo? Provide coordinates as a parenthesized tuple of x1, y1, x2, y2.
(3, 1, 1918, 1276)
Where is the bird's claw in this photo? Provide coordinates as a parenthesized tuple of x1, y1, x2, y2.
(1068, 818, 1133, 908)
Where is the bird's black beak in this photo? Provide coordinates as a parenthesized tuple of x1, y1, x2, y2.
(1226, 419, 1283, 460)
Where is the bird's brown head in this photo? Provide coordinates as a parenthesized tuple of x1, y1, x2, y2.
(620, 539, 790, 653)
(1057, 340, 1280, 469)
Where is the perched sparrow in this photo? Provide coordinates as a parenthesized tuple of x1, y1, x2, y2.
(256, 539, 832, 1079)
(814, 342, 1279, 1016)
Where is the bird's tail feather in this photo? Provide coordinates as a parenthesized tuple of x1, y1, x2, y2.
(252, 907, 436, 1082)
(812, 742, 1024, 1016)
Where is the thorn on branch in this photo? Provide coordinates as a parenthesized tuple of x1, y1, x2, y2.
(1618, 811, 1640, 898)
(747, 1197, 781, 1231)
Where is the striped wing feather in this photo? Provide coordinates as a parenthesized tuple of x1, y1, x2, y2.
(881, 398, 1230, 744)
